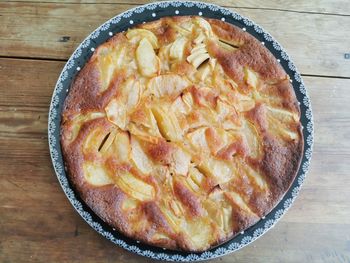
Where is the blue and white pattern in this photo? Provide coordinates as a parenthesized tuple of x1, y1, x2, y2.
(48, 1, 314, 261)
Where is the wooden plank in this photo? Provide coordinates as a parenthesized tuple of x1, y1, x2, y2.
(1, 3, 350, 77)
(5, 0, 350, 15)
(0, 58, 64, 108)
(1, 58, 350, 262)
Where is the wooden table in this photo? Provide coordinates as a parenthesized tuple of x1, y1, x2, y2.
(1, 1, 350, 262)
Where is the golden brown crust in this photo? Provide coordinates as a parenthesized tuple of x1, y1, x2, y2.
(60, 16, 303, 252)
(173, 179, 203, 217)
(207, 19, 286, 88)
(260, 133, 303, 198)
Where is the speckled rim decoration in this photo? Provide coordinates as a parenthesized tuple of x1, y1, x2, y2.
(48, 1, 314, 261)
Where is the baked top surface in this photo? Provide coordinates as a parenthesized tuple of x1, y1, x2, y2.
(60, 16, 303, 252)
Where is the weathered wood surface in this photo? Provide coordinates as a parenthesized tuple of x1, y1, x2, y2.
(6, 0, 350, 15)
(1, 0, 350, 262)
(1, 2, 350, 77)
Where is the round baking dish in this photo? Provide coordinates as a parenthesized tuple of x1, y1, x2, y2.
(48, 1, 314, 261)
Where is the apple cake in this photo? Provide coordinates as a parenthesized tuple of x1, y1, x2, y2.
(61, 16, 303, 252)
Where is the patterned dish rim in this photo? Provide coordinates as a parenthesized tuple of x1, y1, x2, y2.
(48, 1, 314, 261)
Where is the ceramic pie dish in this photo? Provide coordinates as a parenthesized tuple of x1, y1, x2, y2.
(48, 1, 314, 261)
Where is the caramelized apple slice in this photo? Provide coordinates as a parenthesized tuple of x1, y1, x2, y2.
(266, 106, 299, 123)
(267, 115, 299, 141)
(187, 45, 210, 69)
(191, 43, 206, 53)
(122, 78, 143, 110)
(216, 98, 237, 123)
(173, 24, 192, 36)
(160, 205, 181, 233)
(194, 17, 213, 37)
(184, 218, 213, 249)
(265, 105, 299, 140)
(194, 32, 206, 45)
(128, 123, 160, 143)
(186, 166, 206, 192)
(83, 163, 113, 186)
(83, 126, 114, 154)
(99, 129, 117, 153)
(198, 157, 235, 185)
(104, 78, 143, 129)
(112, 131, 131, 162)
(97, 46, 126, 92)
(129, 107, 161, 138)
(130, 136, 153, 174)
(225, 191, 258, 217)
(203, 199, 223, 228)
(126, 28, 159, 49)
(157, 43, 172, 72)
(63, 112, 105, 145)
(186, 176, 200, 192)
(192, 53, 210, 69)
(205, 127, 233, 155)
(151, 105, 183, 141)
(169, 199, 184, 217)
(169, 37, 187, 60)
(116, 169, 155, 201)
(173, 20, 194, 36)
(182, 91, 194, 110)
(171, 95, 190, 114)
(105, 98, 127, 130)
(236, 93, 256, 112)
(147, 74, 190, 98)
(280, 128, 298, 140)
(205, 188, 234, 232)
(239, 120, 261, 158)
(195, 62, 211, 82)
(187, 40, 211, 69)
(240, 162, 267, 190)
(189, 166, 205, 185)
(186, 127, 210, 151)
(170, 146, 191, 176)
(180, 20, 194, 32)
(136, 38, 160, 77)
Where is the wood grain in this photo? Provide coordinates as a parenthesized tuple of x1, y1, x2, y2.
(6, 0, 350, 15)
(1, 2, 350, 77)
(1, 57, 350, 262)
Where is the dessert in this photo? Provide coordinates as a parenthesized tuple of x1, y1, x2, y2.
(61, 16, 303, 252)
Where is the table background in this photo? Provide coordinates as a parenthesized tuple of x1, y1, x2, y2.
(1, 1, 350, 262)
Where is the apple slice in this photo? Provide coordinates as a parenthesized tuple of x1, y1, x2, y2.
(126, 28, 159, 49)
(187, 44, 210, 69)
(105, 98, 127, 130)
(136, 38, 160, 77)
(83, 163, 113, 186)
(152, 105, 183, 141)
(170, 146, 191, 176)
(130, 136, 154, 174)
(194, 17, 213, 37)
(169, 36, 187, 60)
(198, 157, 235, 185)
(98, 46, 126, 92)
(116, 169, 155, 201)
(147, 74, 190, 98)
